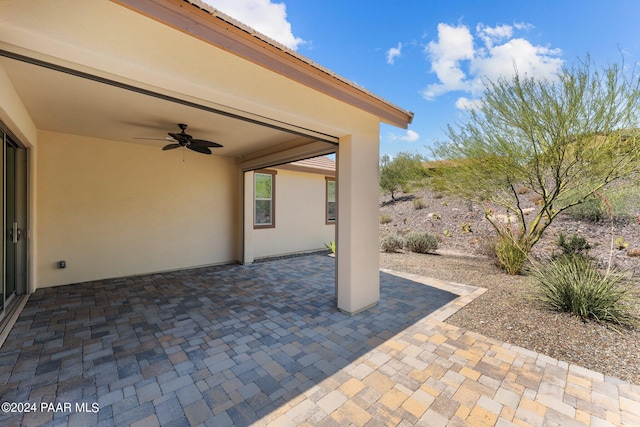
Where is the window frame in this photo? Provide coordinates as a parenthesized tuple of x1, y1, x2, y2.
(325, 176, 336, 225)
(253, 169, 277, 229)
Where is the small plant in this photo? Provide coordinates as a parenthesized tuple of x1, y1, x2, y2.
(555, 233, 593, 258)
(443, 230, 452, 238)
(413, 197, 427, 210)
(404, 232, 438, 254)
(430, 212, 441, 221)
(531, 255, 638, 329)
(380, 213, 393, 224)
(460, 222, 472, 234)
(441, 201, 448, 207)
(615, 237, 629, 250)
(324, 240, 336, 254)
(492, 236, 529, 275)
(380, 233, 404, 253)
(516, 186, 531, 194)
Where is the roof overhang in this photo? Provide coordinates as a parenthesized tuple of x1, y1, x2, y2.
(111, 0, 414, 129)
(0, 0, 412, 162)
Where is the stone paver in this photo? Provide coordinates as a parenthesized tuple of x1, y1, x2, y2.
(0, 254, 638, 426)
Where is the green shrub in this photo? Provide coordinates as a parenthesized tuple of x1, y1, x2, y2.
(566, 187, 640, 222)
(413, 197, 427, 210)
(380, 213, 393, 224)
(567, 198, 605, 222)
(555, 233, 592, 258)
(531, 255, 638, 328)
(404, 232, 438, 254)
(380, 233, 404, 253)
(492, 236, 529, 275)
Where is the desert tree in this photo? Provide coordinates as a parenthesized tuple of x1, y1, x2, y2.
(379, 152, 429, 200)
(431, 56, 640, 260)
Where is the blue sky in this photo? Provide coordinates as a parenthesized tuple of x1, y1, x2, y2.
(202, 0, 640, 158)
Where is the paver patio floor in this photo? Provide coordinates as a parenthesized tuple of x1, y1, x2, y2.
(0, 254, 639, 426)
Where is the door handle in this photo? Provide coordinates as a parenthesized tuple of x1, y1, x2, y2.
(12, 222, 19, 244)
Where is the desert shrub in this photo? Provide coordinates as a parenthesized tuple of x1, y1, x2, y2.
(567, 198, 605, 222)
(413, 197, 427, 210)
(380, 213, 393, 224)
(404, 232, 438, 254)
(627, 248, 640, 257)
(460, 222, 472, 234)
(492, 236, 529, 275)
(555, 233, 592, 258)
(528, 194, 543, 205)
(516, 186, 531, 194)
(566, 187, 640, 222)
(531, 255, 638, 328)
(380, 233, 404, 253)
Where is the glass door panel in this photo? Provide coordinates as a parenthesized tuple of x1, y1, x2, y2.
(0, 129, 4, 316)
(5, 145, 15, 303)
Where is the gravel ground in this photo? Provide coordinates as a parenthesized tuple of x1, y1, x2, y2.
(379, 189, 640, 385)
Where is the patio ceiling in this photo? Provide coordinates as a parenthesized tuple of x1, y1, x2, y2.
(0, 0, 343, 160)
(0, 54, 336, 159)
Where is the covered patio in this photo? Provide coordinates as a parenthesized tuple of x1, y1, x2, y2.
(0, 0, 415, 323)
(1, 255, 639, 426)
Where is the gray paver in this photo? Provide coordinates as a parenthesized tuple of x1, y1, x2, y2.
(0, 254, 638, 427)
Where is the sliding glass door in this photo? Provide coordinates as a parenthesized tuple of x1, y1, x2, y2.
(0, 128, 27, 322)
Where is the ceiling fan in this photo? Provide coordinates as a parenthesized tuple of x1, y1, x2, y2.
(137, 123, 223, 155)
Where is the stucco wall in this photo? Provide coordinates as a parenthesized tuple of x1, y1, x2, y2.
(36, 131, 239, 288)
(252, 169, 335, 259)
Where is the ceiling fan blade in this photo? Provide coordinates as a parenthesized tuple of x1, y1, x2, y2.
(187, 145, 212, 155)
(191, 139, 223, 148)
(162, 143, 182, 151)
(135, 137, 176, 141)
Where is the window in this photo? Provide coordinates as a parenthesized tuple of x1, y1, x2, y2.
(254, 170, 276, 228)
(326, 177, 336, 224)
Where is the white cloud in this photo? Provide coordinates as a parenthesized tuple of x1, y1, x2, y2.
(387, 42, 403, 65)
(200, 0, 305, 50)
(422, 22, 563, 108)
(388, 129, 420, 142)
(476, 23, 512, 48)
(422, 24, 475, 100)
(455, 97, 483, 111)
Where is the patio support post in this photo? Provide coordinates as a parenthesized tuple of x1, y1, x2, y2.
(242, 171, 254, 264)
(336, 132, 380, 314)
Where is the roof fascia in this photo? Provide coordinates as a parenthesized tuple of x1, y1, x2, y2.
(109, 0, 414, 128)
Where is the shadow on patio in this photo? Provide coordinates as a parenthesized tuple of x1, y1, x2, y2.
(0, 254, 459, 426)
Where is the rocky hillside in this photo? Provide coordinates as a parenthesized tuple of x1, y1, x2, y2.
(379, 188, 640, 274)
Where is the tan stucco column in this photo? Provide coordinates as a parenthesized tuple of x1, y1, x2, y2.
(336, 132, 380, 314)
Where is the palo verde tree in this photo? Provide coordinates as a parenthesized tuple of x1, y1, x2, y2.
(432, 56, 640, 265)
(380, 152, 429, 200)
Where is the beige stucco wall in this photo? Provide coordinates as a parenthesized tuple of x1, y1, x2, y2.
(36, 131, 239, 288)
(252, 169, 335, 259)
